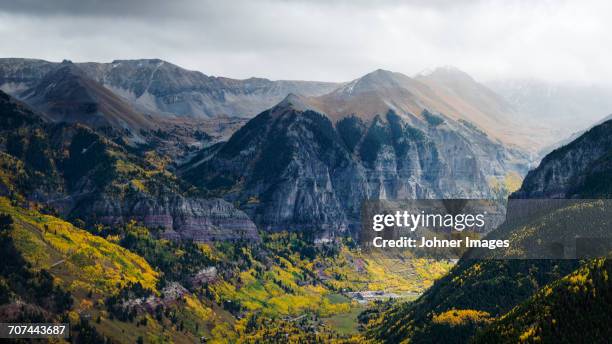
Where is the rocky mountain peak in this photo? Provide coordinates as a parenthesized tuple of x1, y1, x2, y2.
(273, 93, 315, 113)
(417, 65, 474, 81)
(336, 69, 413, 96)
(22, 62, 92, 101)
(304, 69, 425, 123)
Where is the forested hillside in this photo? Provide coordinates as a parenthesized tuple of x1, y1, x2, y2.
(475, 258, 612, 343)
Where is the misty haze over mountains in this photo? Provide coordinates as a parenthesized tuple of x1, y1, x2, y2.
(488, 78, 612, 132)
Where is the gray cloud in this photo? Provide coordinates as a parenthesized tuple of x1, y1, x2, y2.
(0, 0, 610, 84)
(0, 0, 470, 17)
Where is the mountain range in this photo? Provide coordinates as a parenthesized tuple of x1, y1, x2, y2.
(0, 89, 258, 242)
(0, 57, 561, 238)
(0, 58, 340, 119)
(2, 58, 593, 153)
(5, 57, 612, 238)
(304, 67, 549, 150)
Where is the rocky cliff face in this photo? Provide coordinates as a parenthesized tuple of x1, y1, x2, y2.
(512, 119, 612, 198)
(73, 193, 258, 242)
(183, 94, 528, 235)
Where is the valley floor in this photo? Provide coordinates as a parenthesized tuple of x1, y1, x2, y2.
(0, 197, 453, 343)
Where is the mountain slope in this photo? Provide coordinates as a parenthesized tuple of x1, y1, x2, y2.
(415, 67, 523, 143)
(416, 67, 516, 119)
(367, 259, 578, 343)
(0, 88, 44, 128)
(474, 258, 612, 343)
(0, 58, 56, 94)
(0, 196, 239, 343)
(19, 62, 155, 136)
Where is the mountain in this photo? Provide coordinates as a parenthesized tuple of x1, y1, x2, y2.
(310, 69, 441, 122)
(4, 61, 244, 160)
(80, 59, 341, 118)
(0, 88, 43, 129)
(19, 61, 156, 137)
(0, 58, 340, 119)
(0, 59, 560, 152)
(309, 67, 549, 152)
(182, 69, 529, 234)
(0, 191, 446, 342)
(367, 116, 612, 344)
(367, 258, 579, 343)
(488, 78, 612, 137)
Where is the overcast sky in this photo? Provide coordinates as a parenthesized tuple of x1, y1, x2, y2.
(0, 0, 610, 84)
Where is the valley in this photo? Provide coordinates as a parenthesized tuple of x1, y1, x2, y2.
(0, 57, 611, 343)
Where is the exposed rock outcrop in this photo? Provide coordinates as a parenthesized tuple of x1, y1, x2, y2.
(77, 194, 259, 242)
(512, 119, 612, 198)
